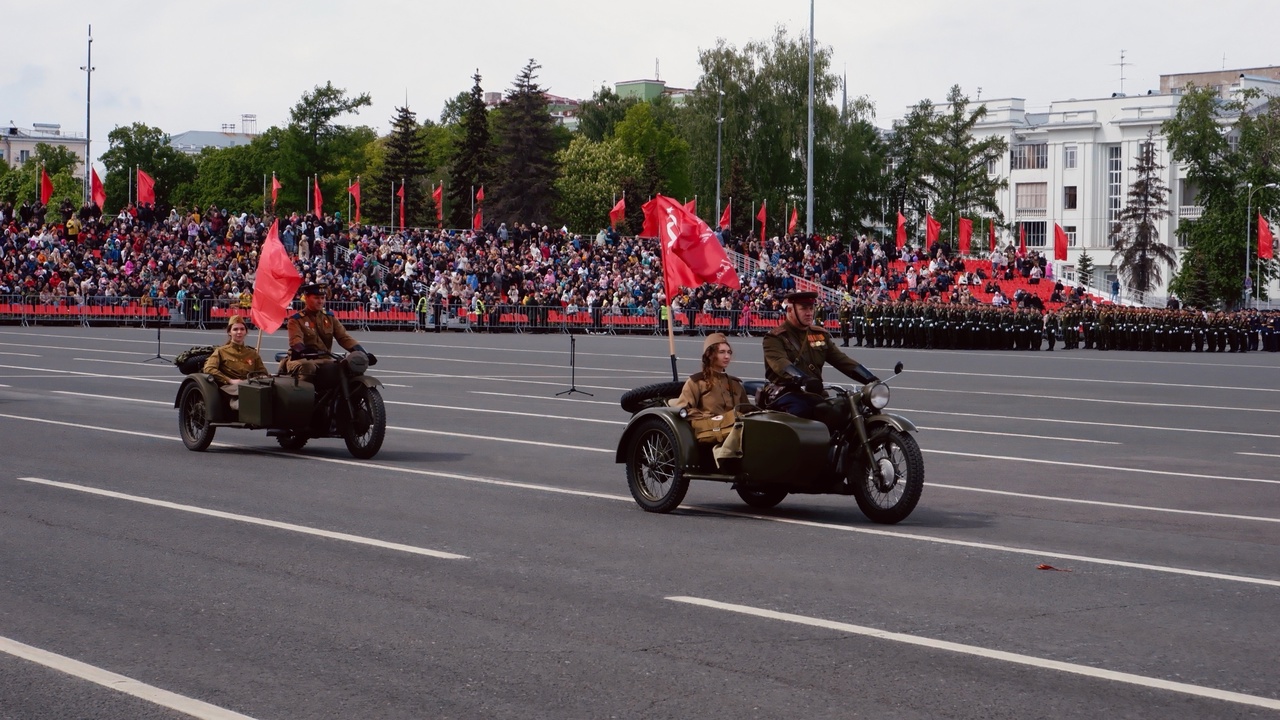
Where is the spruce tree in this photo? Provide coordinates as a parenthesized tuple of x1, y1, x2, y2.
(367, 105, 430, 228)
(490, 60, 560, 226)
(1075, 249, 1095, 288)
(447, 71, 490, 229)
(1110, 129, 1177, 305)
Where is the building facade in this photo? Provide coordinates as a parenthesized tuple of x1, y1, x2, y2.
(0, 124, 87, 177)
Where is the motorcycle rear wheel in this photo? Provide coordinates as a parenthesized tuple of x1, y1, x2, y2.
(276, 431, 309, 451)
(178, 386, 215, 451)
(851, 427, 924, 524)
(625, 418, 689, 513)
(342, 386, 386, 459)
(735, 487, 788, 509)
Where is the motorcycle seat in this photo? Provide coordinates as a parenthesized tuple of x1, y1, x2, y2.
(743, 380, 768, 397)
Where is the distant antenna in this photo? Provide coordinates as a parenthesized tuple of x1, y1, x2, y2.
(1112, 50, 1131, 95)
(1222, 53, 1227, 70)
(976, 86, 983, 101)
(240, 114, 257, 134)
(655, 58, 660, 81)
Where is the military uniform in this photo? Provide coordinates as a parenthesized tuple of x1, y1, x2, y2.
(202, 342, 268, 388)
(286, 307, 359, 380)
(763, 320, 867, 385)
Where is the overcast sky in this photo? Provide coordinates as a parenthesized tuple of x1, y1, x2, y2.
(7, 0, 1277, 170)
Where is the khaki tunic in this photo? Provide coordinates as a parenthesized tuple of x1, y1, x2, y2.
(202, 342, 267, 385)
(674, 371, 749, 420)
(285, 308, 358, 379)
(763, 321, 866, 383)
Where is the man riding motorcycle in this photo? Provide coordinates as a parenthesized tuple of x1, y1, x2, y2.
(285, 283, 376, 383)
(762, 290, 878, 431)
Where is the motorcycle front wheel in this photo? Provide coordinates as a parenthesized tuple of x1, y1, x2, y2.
(851, 427, 924, 524)
(178, 386, 215, 451)
(342, 386, 386, 459)
(625, 418, 689, 513)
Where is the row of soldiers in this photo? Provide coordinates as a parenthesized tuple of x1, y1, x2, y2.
(832, 302, 1280, 353)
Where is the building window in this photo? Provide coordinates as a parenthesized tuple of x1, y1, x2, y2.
(1021, 221, 1047, 248)
(1063, 145, 1077, 169)
(1064, 225, 1077, 247)
(1016, 182, 1047, 216)
(1063, 186, 1078, 210)
(1107, 146, 1123, 224)
(1011, 143, 1048, 170)
(18, 149, 30, 164)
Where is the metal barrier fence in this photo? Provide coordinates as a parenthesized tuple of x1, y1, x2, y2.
(0, 297, 786, 336)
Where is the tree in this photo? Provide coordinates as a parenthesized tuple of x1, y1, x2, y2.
(187, 142, 272, 212)
(885, 101, 938, 241)
(490, 59, 560, 226)
(99, 123, 197, 213)
(1109, 130, 1178, 305)
(554, 137, 642, 233)
(1075, 248, 1095, 288)
(577, 86, 638, 142)
(922, 85, 1008, 244)
(366, 106, 431, 227)
(447, 71, 491, 229)
(280, 82, 374, 215)
(612, 101, 692, 201)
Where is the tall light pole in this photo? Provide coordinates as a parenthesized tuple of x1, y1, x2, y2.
(715, 85, 724, 230)
(805, 0, 815, 237)
(80, 25, 94, 205)
(1245, 181, 1277, 308)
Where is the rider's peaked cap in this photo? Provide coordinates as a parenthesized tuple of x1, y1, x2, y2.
(783, 290, 819, 304)
(299, 282, 328, 296)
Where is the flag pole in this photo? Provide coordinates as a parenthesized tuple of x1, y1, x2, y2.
(255, 327, 263, 353)
(347, 177, 351, 228)
(129, 165, 134, 206)
(262, 174, 267, 216)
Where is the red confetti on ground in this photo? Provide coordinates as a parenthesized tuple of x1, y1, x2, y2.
(1037, 564, 1072, 572)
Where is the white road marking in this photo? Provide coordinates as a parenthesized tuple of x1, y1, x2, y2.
(54, 390, 170, 405)
(390, 425, 612, 453)
(0, 363, 177, 384)
(382, 383, 411, 388)
(918, 426, 1119, 444)
(0, 635, 259, 719)
(471, 390, 620, 406)
(379, 352, 670, 376)
(907, 367, 1280, 393)
(4, 413, 1279, 587)
(16, 477, 467, 560)
(1238, 452, 1280, 459)
(75, 357, 177, 366)
(385, 400, 627, 425)
(374, 369, 633, 392)
(924, 448, 1280, 487)
(928, 483, 1280, 523)
(666, 596, 1280, 712)
(898, 386, 1280, 414)
(898, 407, 1280, 440)
(0, 342, 145, 355)
(0, 351, 40, 357)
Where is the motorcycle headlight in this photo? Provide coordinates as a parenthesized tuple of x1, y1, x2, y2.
(865, 381, 890, 410)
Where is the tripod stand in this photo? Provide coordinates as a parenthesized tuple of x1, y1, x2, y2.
(144, 325, 169, 363)
(556, 335, 593, 397)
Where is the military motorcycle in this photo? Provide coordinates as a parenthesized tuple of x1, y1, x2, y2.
(174, 350, 386, 459)
(615, 362, 923, 524)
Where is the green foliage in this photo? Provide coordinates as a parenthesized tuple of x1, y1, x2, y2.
(1075, 249, 1094, 287)
(447, 71, 490, 228)
(187, 143, 270, 213)
(490, 59, 560, 226)
(278, 82, 374, 215)
(32, 143, 82, 176)
(613, 101, 691, 201)
(1109, 130, 1177, 303)
(577, 87, 638, 142)
(0, 160, 81, 211)
(99, 122, 198, 213)
(920, 86, 1008, 242)
(554, 137, 642, 233)
(366, 106, 431, 227)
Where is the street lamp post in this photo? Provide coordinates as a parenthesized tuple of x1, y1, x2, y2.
(715, 87, 724, 231)
(80, 25, 94, 205)
(1245, 182, 1278, 308)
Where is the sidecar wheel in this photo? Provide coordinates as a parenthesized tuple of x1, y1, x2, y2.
(620, 382, 686, 414)
(178, 386, 215, 451)
(276, 431, 309, 451)
(736, 487, 788, 509)
(625, 418, 689, 513)
(343, 386, 386, 459)
(851, 428, 924, 524)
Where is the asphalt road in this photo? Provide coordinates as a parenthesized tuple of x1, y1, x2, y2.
(0, 325, 1277, 719)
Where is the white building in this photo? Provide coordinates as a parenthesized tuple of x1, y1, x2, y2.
(954, 72, 1280, 303)
(0, 123, 87, 177)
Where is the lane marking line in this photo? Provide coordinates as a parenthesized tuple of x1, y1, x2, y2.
(0, 364, 177, 384)
(0, 635, 260, 719)
(923, 448, 1280, 487)
(666, 596, 1280, 712)
(1238, 452, 1280, 459)
(54, 390, 170, 405)
(898, 386, 1280, 414)
(928, 483, 1280, 524)
(919, 426, 1119, 444)
(906, 368, 1280, 394)
(385, 400, 627, 425)
(0, 351, 40, 357)
(3, 414, 1279, 588)
(471, 390, 620, 406)
(16, 477, 467, 560)
(897, 407, 1280, 440)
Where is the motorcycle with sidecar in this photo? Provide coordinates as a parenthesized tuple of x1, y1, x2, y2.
(616, 362, 923, 523)
(174, 349, 386, 459)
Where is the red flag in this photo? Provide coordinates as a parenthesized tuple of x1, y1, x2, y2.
(756, 201, 767, 242)
(396, 184, 405, 230)
(718, 201, 731, 231)
(348, 180, 361, 224)
(271, 175, 282, 205)
(787, 206, 798, 235)
(1259, 213, 1274, 261)
(989, 219, 997, 252)
(90, 168, 105, 210)
(312, 177, 323, 216)
(609, 197, 626, 229)
(1019, 223, 1027, 254)
(432, 184, 443, 222)
(40, 167, 54, 205)
(641, 194, 741, 293)
(249, 220, 303, 335)
(925, 213, 941, 249)
(1053, 223, 1069, 261)
(958, 218, 973, 255)
(683, 198, 697, 215)
(476, 186, 485, 202)
(896, 212, 907, 249)
(472, 209, 483, 230)
(136, 169, 155, 206)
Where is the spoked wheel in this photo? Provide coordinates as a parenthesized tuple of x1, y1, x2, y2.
(178, 386, 215, 451)
(625, 418, 689, 513)
(735, 487, 788, 509)
(850, 427, 924, 524)
(342, 386, 386, 459)
(276, 431, 309, 451)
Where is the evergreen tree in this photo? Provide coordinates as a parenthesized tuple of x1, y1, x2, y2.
(367, 106, 431, 228)
(447, 71, 491, 229)
(1109, 130, 1177, 305)
(491, 59, 560, 226)
(923, 85, 1009, 243)
(1075, 249, 1095, 288)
